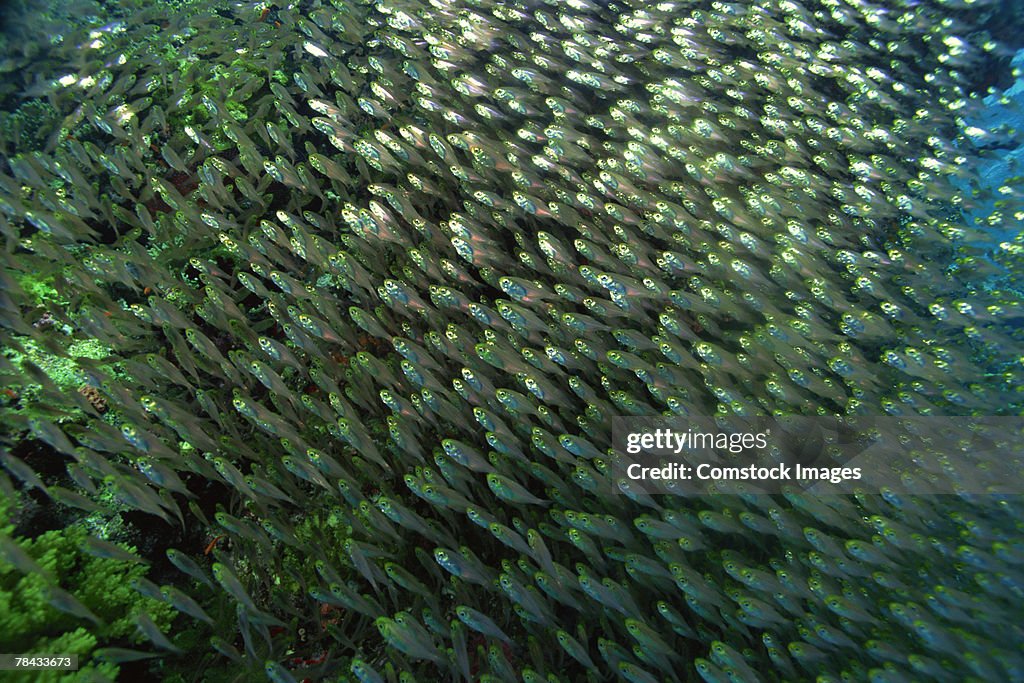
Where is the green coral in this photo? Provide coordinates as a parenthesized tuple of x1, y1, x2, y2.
(13, 272, 65, 309)
(225, 100, 248, 123)
(0, 335, 118, 426)
(0, 267, 122, 425)
(0, 99, 60, 153)
(0, 497, 177, 682)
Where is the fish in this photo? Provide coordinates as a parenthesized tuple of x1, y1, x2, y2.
(486, 473, 550, 506)
(82, 536, 147, 564)
(263, 661, 299, 683)
(455, 604, 514, 645)
(47, 586, 102, 625)
(93, 648, 162, 664)
(555, 629, 595, 669)
(0, 453, 46, 491)
(375, 614, 445, 664)
(135, 611, 182, 652)
(0, 2, 1020, 681)
(160, 585, 214, 624)
(44, 486, 105, 513)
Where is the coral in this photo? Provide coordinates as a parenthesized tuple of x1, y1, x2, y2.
(0, 496, 177, 681)
(13, 272, 65, 310)
(0, 100, 59, 153)
(0, 335, 118, 434)
(75, 385, 106, 413)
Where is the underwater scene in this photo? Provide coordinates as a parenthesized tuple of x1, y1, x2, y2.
(1, 0, 1023, 680)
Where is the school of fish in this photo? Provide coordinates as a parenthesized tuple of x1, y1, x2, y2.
(1, 0, 1022, 680)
